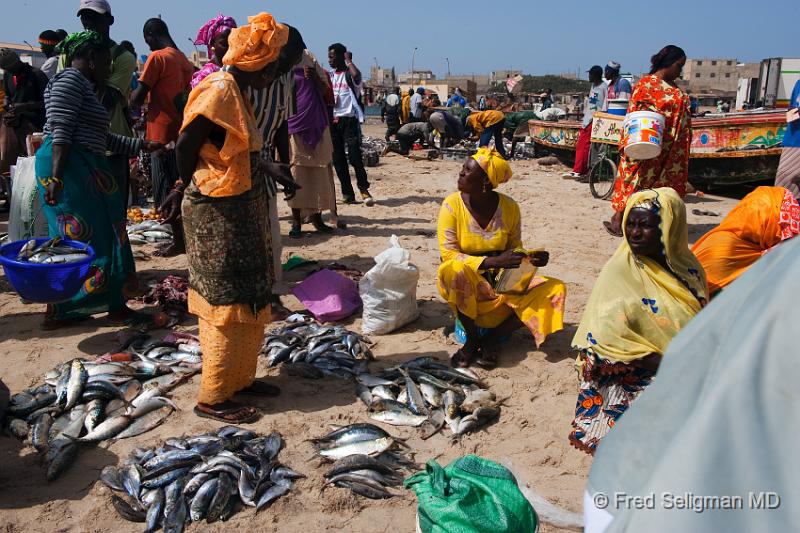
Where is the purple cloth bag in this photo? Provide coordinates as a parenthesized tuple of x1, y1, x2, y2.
(291, 268, 362, 322)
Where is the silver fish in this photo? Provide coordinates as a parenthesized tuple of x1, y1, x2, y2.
(79, 414, 131, 441)
(189, 477, 219, 522)
(317, 437, 394, 460)
(356, 373, 395, 388)
(370, 410, 428, 427)
(163, 477, 188, 533)
(116, 406, 173, 439)
(419, 382, 443, 407)
(371, 385, 396, 401)
(455, 406, 500, 436)
(65, 359, 88, 410)
(401, 369, 429, 416)
(144, 488, 165, 533)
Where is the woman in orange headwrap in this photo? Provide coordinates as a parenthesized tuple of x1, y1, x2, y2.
(161, 13, 288, 423)
(691, 186, 800, 297)
(437, 148, 566, 368)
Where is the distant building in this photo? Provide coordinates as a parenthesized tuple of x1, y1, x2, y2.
(188, 50, 210, 68)
(490, 69, 522, 85)
(397, 69, 436, 84)
(682, 58, 759, 93)
(369, 66, 396, 87)
(446, 74, 491, 94)
(0, 41, 47, 69)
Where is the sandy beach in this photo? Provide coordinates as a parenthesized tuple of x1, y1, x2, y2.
(0, 120, 741, 532)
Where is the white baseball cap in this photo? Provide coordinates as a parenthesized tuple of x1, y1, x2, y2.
(77, 0, 112, 16)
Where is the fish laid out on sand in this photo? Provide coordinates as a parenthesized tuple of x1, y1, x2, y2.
(311, 423, 418, 499)
(101, 427, 302, 531)
(5, 336, 201, 481)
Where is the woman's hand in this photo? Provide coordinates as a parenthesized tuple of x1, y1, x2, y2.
(44, 179, 63, 206)
(529, 250, 550, 267)
(143, 140, 165, 153)
(159, 186, 184, 224)
(264, 161, 301, 199)
(484, 249, 525, 269)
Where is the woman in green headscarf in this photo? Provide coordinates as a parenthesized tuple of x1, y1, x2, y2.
(36, 31, 162, 328)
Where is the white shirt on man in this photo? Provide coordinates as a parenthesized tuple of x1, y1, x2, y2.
(330, 69, 364, 122)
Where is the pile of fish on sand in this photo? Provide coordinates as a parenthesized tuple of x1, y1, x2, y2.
(356, 356, 502, 439)
(4, 333, 202, 481)
(311, 423, 417, 500)
(127, 220, 173, 246)
(15, 236, 90, 264)
(262, 314, 374, 379)
(101, 427, 302, 532)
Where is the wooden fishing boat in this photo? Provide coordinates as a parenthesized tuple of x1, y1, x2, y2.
(528, 110, 786, 187)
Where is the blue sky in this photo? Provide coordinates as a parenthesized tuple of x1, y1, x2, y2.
(2, 0, 796, 77)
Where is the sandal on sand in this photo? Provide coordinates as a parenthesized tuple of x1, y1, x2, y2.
(475, 349, 498, 370)
(289, 226, 302, 239)
(237, 381, 281, 397)
(603, 221, 623, 237)
(194, 403, 259, 424)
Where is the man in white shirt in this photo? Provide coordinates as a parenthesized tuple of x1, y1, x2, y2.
(328, 42, 373, 206)
(409, 87, 425, 121)
(38, 29, 67, 79)
(564, 65, 608, 180)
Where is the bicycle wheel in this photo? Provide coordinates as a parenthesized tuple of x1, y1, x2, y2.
(589, 157, 617, 200)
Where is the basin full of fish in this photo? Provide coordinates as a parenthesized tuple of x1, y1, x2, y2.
(101, 427, 302, 531)
(312, 423, 418, 499)
(127, 220, 174, 246)
(356, 356, 502, 438)
(262, 314, 374, 379)
(4, 337, 202, 481)
(15, 236, 90, 264)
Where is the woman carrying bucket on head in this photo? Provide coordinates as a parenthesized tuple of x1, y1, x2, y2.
(603, 45, 691, 237)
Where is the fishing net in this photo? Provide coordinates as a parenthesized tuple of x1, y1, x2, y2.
(405, 455, 538, 533)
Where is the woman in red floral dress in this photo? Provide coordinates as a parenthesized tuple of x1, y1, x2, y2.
(604, 45, 690, 236)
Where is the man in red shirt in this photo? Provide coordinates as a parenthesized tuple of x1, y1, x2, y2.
(131, 17, 193, 256)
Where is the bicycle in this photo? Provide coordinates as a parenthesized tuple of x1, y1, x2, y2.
(588, 141, 618, 200)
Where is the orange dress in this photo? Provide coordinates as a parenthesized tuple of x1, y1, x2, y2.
(691, 186, 800, 295)
(611, 75, 691, 212)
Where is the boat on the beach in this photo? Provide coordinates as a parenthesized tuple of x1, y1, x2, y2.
(528, 109, 786, 187)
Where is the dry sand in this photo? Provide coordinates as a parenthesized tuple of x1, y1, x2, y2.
(0, 121, 741, 532)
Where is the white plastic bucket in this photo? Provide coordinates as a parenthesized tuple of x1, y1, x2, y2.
(607, 99, 629, 116)
(623, 111, 665, 160)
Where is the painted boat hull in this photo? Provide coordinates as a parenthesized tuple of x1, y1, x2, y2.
(528, 111, 786, 187)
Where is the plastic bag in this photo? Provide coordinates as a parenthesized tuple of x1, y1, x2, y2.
(291, 268, 362, 323)
(359, 235, 419, 335)
(8, 156, 48, 241)
(405, 455, 539, 533)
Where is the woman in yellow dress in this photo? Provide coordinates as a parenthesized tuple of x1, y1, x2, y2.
(437, 147, 566, 368)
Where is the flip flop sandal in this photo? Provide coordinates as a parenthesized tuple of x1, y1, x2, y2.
(193, 405, 259, 424)
(474, 352, 498, 370)
(603, 221, 623, 237)
(236, 381, 282, 397)
(313, 221, 334, 234)
(289, 226, 302, 239)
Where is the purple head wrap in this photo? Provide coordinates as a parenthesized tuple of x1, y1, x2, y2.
(194, 14, 237, 59)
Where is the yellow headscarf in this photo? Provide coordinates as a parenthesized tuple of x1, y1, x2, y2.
(472, 147, 512, 188)
(573, 188, 708, 363)
(223, 12, 288, 72)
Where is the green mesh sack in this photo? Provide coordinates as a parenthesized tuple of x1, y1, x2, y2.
(405, 455, 538, 533)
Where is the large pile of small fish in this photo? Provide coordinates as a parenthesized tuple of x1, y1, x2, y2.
(101, 427, 302, 531)
(312, 423, 417, 499)
(4, 337, 201, 481)
(15, 236, 90, 264)
(127, 220, 173, 246)
(356, 356, 501, 438)
(262, 315, 374, 379)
